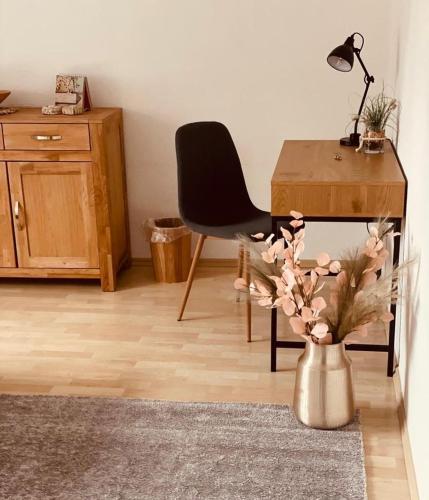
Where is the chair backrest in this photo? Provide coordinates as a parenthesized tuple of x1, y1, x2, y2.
(176, 122, 254, 228)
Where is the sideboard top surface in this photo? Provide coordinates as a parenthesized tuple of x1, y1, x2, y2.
(0, 107, 121, 124)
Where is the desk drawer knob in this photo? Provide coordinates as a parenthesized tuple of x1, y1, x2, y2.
(31, 134, 62, 141)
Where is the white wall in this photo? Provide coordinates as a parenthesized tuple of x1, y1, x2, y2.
(394, 0, 429, 497)
(0, 0, 397, 258)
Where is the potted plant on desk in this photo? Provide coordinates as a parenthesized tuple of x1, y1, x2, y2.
(359, 89, 397, 154)
(235, 211, 402, 429)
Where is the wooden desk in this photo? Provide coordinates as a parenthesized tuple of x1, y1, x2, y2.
(270, 140, 407, 376)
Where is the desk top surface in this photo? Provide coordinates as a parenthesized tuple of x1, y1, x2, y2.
(272, 140, 405, 186)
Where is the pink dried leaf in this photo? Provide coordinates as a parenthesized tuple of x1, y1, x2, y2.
(280, 227, 293, 241)
(265, 233, 275, 245)
(316, 252, 330, 267)
(295, 240, 305, 257)
(273, 297, 283, 307)
(311, 296, 327, 312)
(310, 269, 318, 285)
(282, 268, 296, 287)
(295, 228, 305, 241)
(329, 260, 341, 273)
(282, 297, 296, 316)
(311, 322, 329, 338)
(290, 210, 303, 219)
(303, 278, 314, 296)
(290, 219, 304, 229)
(295, 295, 304, 310)
(268, 239, 284, 258)
(289, 316, 306, 334)
(301, 306, 315, 323)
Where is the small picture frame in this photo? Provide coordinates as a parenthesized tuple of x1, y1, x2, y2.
(55, 75, 92, 114)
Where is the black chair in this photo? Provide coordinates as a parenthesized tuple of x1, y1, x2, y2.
(176, 121, 271, 341)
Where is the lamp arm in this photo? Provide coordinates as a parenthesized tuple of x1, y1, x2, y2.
(353, 48, 375, 135)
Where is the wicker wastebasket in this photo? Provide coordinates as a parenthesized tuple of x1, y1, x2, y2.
(144, 218, 191, 283)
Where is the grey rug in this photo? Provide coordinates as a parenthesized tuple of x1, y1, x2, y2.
(0, 395, 366, 500)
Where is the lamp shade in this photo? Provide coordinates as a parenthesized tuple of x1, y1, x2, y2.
(327, 37, 354, 72)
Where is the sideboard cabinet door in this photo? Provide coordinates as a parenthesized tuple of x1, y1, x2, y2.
(7, 162, 99, 269)
(0, 162, 16, 267)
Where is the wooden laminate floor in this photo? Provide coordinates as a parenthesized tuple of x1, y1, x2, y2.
(0, 265, 410, 499)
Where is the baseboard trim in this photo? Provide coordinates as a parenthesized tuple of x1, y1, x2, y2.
(132, 257, 318, 269)
(132, 257, 238, 268)
(393, 372, 420, 499)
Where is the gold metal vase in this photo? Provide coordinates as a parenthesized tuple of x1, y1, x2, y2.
(293, 341, 354, 429)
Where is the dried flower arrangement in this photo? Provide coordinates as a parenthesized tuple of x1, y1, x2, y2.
(235, 210, 402, 345)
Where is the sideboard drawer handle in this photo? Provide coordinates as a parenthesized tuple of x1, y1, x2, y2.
(31, 135, 62, 141)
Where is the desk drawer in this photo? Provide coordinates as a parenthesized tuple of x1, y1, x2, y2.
(271, 183, 405, 217)
(2, 124, 90, 151)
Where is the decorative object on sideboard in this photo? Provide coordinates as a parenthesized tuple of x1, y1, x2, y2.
(41, 104, 63, 115)
(41, 75, 92, 115)
(327, 32, 375, 147)
(0, 90, 17, 115)
(357, 90, 397, 155)
(235, 211, 406, 429)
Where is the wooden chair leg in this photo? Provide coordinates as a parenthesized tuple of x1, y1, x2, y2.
(243, 249, 252, 342)
(177, 234, 206, 321)
(236, 243, 244, 303)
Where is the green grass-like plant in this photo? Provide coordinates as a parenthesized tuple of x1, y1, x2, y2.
(361, 90, 397, 132)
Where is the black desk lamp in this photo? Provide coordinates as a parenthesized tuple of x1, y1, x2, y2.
(327, 32, 375, 147)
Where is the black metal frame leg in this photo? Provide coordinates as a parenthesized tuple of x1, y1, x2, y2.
(386, 218, 402, 377)
(270, 217, 278, 372)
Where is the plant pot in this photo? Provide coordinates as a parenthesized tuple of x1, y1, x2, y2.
(363, 129, 385, 154)
(293, 341, 354, 429)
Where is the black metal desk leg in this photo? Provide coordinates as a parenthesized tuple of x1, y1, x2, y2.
(387, 218, 402, 377)
(270, 217, 279, 372)
(271, 308, 277, 372)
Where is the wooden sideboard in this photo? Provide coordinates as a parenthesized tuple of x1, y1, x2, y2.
(0, 107, 130, 291)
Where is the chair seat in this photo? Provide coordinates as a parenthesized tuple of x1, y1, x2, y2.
(184, 209, 272, 240)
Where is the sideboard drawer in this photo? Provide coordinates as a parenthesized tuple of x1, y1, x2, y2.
(2, 124, 90, 151)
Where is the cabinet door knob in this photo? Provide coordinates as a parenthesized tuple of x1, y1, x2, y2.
(31, 135, 62, 141)
(14, 201, 24, 230)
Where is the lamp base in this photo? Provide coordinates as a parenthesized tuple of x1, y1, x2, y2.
(340, 133, 360, 147)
